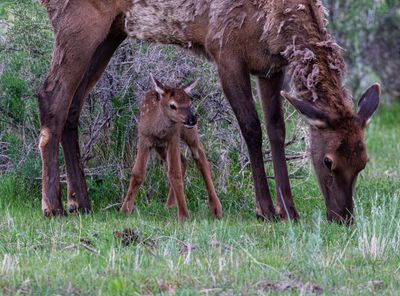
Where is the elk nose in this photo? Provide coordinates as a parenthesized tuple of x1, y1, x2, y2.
(327, 210, 354, 226)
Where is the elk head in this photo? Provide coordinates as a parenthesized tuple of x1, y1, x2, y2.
(151, 75, 198, 128)
(282, 84, 380, 225)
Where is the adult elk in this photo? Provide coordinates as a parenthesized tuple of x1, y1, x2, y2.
(38, 0, 379, 224)
(120, 76, 222, 221)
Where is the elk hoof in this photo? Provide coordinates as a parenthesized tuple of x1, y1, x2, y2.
(68, 204, 77, 213)
(78, 206, 91, 214)
(42, 207, 67, 217)
(43, 209, 50, 217)
(255, 206, 278, 221)
(276, 206, 300, 221)
(256, 212, 278, 222)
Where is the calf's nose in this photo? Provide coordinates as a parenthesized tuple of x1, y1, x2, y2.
(185, 113, 197, 127)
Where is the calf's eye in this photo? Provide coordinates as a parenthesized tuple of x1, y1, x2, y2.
(170, 104, 177, 110)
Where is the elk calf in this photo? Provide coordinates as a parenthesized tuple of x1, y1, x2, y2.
(120, 76, 222, 221)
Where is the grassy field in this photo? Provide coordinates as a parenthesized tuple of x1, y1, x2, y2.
(0, 104, 399, 295)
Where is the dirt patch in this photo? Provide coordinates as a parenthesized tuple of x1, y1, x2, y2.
(113, 228, 140, 246)
(253, 275, 323, 295)
(64, 282, 80, 296)
(1, 279, 32, 295)
(60, 238, 99, 254)
(179, 243, 197, 254)
(113, 228, 156, 250)
(359, 280, 384, 292)
(209, 238, 233, 252)
(79, 238, 98, 254)
(157, 280, 178, 294)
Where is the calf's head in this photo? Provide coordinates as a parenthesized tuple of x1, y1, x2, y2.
(282, 84, 380, 225)
(151, 75, 198, 128)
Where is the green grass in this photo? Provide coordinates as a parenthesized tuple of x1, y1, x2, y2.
(0, 104, 399, 295)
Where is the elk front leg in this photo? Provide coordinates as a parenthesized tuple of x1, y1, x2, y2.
(216, 60, 276, 220)
(167, 137, 189, 222)
(120, 142, 150, 214)
(182, 128, 222, 219)
(165, 153, 187, 208)
(257, 74, 299, 220)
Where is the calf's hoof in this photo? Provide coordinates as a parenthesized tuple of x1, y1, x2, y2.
(178, 212, 190, 223)
(165, 198, 176, 209)
(120, 203, 133, 215)
(209, 200, 222, 219)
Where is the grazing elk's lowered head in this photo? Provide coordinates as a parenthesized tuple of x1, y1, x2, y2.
(151, 75, 198, 129)
(282, 84, 380, 225)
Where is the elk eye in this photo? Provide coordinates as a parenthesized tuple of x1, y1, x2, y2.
(169, 104, 177, 110)
(324, 157, 333, 170)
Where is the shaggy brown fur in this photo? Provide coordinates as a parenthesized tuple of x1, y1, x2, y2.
(37, 0, 379, 224)
(125, 0, 349, 113)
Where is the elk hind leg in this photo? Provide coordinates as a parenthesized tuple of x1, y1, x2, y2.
(61, 16, 126, 213)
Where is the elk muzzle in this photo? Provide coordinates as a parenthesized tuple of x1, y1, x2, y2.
(319, 174, 356, 226)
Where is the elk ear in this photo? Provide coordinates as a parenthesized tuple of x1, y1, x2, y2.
(183, 78, 199, 95)
(357, 83, 380, 127)
(150, 74, 165, 96)
(281, 91, 331, 129)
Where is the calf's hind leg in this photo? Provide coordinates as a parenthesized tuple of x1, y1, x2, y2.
(167, 136, 190, 222)
(165, 153, 187, 208)
(181, 128, 222, 219)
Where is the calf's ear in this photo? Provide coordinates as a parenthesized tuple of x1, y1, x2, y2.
(281, 91, 332, 129)
(358, 83, 380, 127)
(183, 78, 199, 95)
(150, 74, 165, 96)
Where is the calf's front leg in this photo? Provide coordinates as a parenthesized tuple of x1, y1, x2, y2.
(120, 140, 150, 214)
